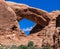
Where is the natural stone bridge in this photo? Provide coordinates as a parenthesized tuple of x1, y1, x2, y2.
(0, 0, 60, 49)
(7, 1, 51, 33)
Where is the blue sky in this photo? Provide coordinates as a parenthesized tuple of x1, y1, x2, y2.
(6, 0, 60, 35)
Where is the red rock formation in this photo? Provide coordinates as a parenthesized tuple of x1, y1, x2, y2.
(0, 0, 25, 45)
(0, 0, 60, 49)
(7, 2, 50, 27)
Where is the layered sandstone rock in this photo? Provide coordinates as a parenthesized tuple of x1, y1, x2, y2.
(0, 0, 25, 45)
(0, 0, 60, 49)
(7, 2, 50, 27)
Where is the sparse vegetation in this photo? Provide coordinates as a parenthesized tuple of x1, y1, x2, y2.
(42, 46, 50, 49)
(28, 41, 34, 47)
(0, 41, 50, 49)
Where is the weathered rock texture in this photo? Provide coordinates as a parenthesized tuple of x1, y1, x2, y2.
(0, 0, 60, 49)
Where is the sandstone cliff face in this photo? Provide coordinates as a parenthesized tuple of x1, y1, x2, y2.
(0, 0, 25, 45)
(0, 0, 60, 49)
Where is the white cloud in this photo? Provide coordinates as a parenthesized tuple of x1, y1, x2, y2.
(21, 27, 33, 31)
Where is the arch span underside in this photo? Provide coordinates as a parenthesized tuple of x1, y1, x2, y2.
(7, 2, 50, 27)
(56, 15, 60, 27)
(7, 2, 51, 34)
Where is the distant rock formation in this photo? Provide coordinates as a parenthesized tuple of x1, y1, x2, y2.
(0, 0, 60, 49)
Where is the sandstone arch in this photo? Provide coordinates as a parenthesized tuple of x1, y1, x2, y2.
(6, 2, 51, 27)
(0, 0, 51, 36)
(6, 2, 51, 34)
(0, 1, 60, 49)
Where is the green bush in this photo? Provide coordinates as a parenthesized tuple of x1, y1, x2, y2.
(42, 46, 50, 49)
(28, 41, 34, 47)
(28, 46, 37, 49)
(18, 45, 28, 49)
(0, 42, 51, 49)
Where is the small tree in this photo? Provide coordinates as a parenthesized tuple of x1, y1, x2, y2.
(28, 41, 34, 47)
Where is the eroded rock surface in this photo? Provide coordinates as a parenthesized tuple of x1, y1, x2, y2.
(7, 2, 50, 27)
(0, 0, 60, 49)
(0, 0, 25, 45)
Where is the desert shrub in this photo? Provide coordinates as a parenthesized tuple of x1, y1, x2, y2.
(4, 46, 10, 49)
(42, 46, 50, 49)
(10, 45, 17, 49)
(0, 45, 3, 49)
(0, 43, 5, 49)
(0, 42, 51, 49)
(28, 46, 37, 49)
(18, 45, 28, 49)
(28, 41, 34, 47)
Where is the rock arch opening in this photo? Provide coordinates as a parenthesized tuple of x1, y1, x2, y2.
(19, 18, 35, 35)
(7, 2, 51, 35)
